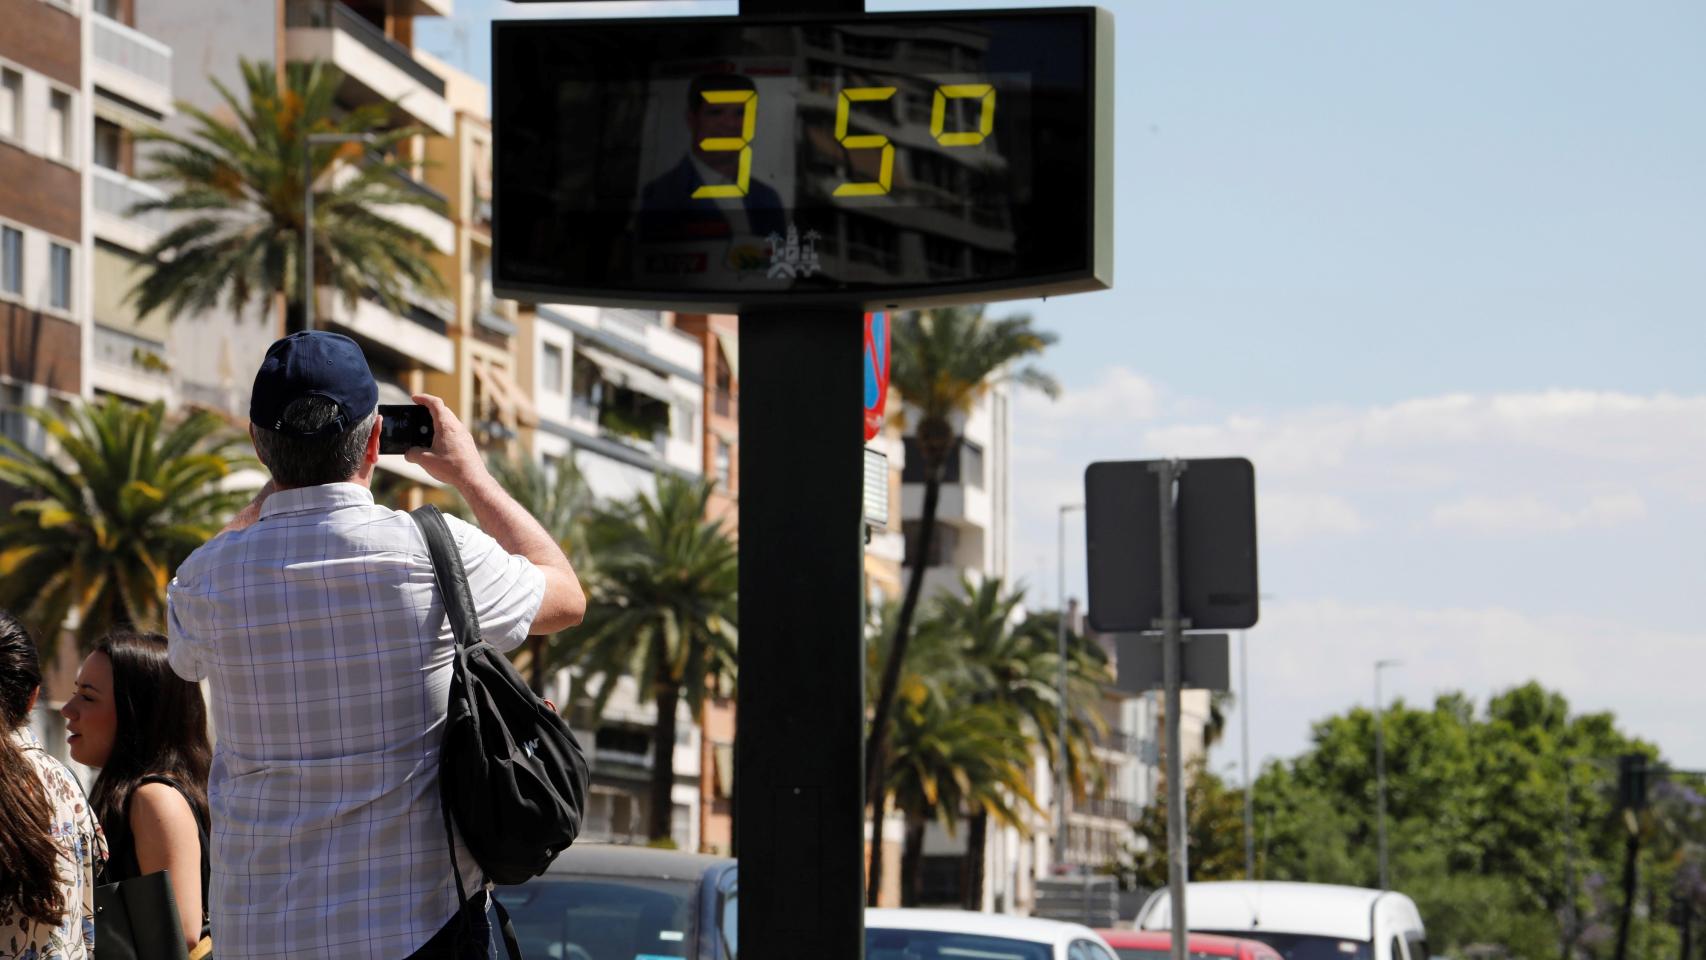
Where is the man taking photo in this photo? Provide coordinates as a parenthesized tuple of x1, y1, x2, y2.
(167, 331, 586, 960)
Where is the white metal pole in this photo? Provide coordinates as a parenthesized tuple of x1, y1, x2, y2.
(1374, 658, 1400, 891)
(1056, 502, 1082, 875)
(1241, 631, 1254, 879)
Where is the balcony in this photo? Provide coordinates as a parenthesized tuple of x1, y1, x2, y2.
(315, 288, 454, 373)
(284, 0, 453, 137)
(91, 324, 171, 404)
(92, 166, 171, 252)
(92, 14, 173, 118)
(1077, 796, 1143, 824)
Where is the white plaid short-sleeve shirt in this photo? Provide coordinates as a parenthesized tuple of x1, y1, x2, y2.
(167, 483, 545, 960)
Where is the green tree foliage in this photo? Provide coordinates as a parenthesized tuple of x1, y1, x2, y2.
(1251, 683, 1678, 960)
(129, 59, 444, 333)
(868, 598, 1039, 906)
(570, 476, 737, 843)
(927, 579, 1109, 908)
(470, 454, 594, 691)
(0, 399, 254, 656)
(1121, 758, 1250, 890)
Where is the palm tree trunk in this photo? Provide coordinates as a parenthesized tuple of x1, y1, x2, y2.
(285, 295, 306, 336)
(649, 675, 682, 844)
(867, 790, 890, 907)
(961, 809, 989, 910)
(865, 463, 945, 904)
(900, 814, 927, 907)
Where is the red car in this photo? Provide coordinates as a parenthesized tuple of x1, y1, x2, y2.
(1098, 930, 1287, 960)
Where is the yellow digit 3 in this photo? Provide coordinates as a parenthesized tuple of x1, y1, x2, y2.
(834, 86, 897, 197)
(692, 89, 759, 199)
(931, 83, 996, 147)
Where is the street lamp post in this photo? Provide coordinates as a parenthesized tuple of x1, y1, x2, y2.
(1241, 631, 1254, 879)
(302, 133, 375, 332)
(1374, 658, 1402, 890)
(1056, 502, 1084, 874)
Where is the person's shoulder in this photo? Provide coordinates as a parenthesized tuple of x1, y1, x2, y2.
(129, 781, 198, 831)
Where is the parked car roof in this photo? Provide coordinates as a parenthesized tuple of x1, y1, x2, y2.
(1136, 882, 1419, 942)
(1099, 929, 1274, 955)
(868, 908, 1107, 945)
(542, 842, 734, 880)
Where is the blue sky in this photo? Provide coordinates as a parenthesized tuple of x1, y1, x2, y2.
(420, 1, 1706, 773)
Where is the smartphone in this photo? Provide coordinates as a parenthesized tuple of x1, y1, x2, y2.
(378, 403, 435, 454)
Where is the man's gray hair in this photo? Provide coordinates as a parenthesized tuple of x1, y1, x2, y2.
(252, 396, 378, 488)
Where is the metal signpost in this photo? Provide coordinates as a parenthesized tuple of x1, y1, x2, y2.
(496, 3, 1111, 954)
(1085, 458, 1257, 960)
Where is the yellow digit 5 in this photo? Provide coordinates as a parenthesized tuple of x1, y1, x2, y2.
(692, 89, 759, 199)
(931, 83, 996, 147)
(834, 86, 897, 198)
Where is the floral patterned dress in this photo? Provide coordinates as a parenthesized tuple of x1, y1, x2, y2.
(1, 727, 107, 960)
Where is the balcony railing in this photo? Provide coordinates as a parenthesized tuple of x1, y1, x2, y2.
(93, 324, 169, 376)
(1079, 796, 1142, 823)
(92, 14, 173, 93)
(285, 0, 446, 96)
(92, 166, 172, 234)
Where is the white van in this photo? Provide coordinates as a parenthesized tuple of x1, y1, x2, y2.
(1134, 882, 1427, 960)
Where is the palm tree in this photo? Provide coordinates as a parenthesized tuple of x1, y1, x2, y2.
(865, 305, 1059, 903)
(128, 59, 444, 335)
(470, 455, 595, 693)
(0, 399, 255, 657)
(930, 577, 1110, 908)
(572, 476, 738, 843)
(885, 682, 1038, 906)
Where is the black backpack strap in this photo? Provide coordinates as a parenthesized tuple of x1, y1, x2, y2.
(411, 505, 522, 960)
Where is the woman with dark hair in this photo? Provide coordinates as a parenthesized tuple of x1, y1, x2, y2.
(0, 610, 106, 960)
(60, 630, 212, 954)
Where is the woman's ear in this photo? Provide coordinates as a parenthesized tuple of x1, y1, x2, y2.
(25, 684, 39, 715)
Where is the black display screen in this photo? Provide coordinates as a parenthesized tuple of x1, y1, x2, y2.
(493, 9, 1111, 309)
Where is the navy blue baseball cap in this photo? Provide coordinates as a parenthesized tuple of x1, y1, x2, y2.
(250, 331, 379, 438)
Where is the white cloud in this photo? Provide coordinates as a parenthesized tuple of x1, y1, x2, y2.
(1016, 365, 1162, 425)
(1260, 493, 1368, 543)
(1430, 492, 1648, 534)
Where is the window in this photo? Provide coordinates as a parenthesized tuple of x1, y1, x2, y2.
(0, 69, 21, 141)
(93, 118, 121, 170)
(542, 342, 564, 393)
(901, 436, 962, 484)
(715, 438, 731, 489)
(47, 89, 72, 162)
(902, 520, 958, 568)
(49, 243, 72, 311)
(961, 439, 985, 489)
(94, 0, 121, 16)
(1, 227, 20, 296)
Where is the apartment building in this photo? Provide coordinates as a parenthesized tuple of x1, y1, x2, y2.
(529, 304, 707, 849)
(0, 0, 87, 452)
(418, 50, 531, 458)
(670, 311, 738, 856)
(86, 0, 177, 407)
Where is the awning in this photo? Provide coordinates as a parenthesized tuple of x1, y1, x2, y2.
(715, 330, 739, 381)
(577, 345, 674, 404)
(471, 356, 538, 429)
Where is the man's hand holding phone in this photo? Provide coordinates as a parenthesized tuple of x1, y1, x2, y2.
(397, 395, 492, 495)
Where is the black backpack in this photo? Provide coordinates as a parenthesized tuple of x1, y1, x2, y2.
(412, 506, 591, 955)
